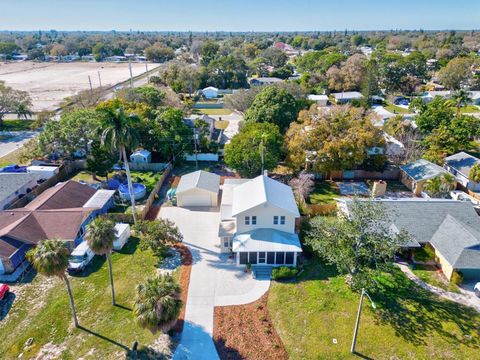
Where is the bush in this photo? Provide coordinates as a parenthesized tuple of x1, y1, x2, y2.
(272, 266, 298, 280)
(450, 270, 464, 286)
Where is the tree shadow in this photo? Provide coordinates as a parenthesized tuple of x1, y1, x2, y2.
(78, 325, 130, 351)
(114, 303, 132, 311)
(213, 337, 245, 360)
(372, 268, 480, 348)
(116, 237, 140, 255)
(353, 351, 375, 360)
(73, 255, 106, 278)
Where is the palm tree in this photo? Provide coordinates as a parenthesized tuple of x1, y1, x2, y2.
(450, 89, 472, 116)
(86, 218, 117, 305)
(27, 239, 79, 328)
(99, 101, 140, 223)
(133, 274, 182, 334)
(423, 173, 456, 198)
(469, 163, 480, 183)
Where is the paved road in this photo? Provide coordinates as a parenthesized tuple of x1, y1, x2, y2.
(159, 206, 269, 360)
(0, 131, 37, 158)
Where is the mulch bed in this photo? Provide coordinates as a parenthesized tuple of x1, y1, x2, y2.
(172, 243, 192, 333)
(213, 293, 288, 360)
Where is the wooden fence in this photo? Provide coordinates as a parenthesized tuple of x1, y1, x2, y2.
(316, 168, 400, 181)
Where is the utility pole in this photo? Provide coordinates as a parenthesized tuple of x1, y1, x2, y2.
(193, 132, 199, 169)
(351, 288, 376, 354)
(97, 71, 102, 87)
(145, 62, 149, 83)
(128, 59, 134, 90)
(88, 75, 93, 94)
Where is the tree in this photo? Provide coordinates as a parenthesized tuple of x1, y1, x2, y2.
(144, 44, 174, 63)
(244, 86, 299, 132)
(205, 55, 248, 89)
(289, 172, 315, 203)
(423, 173, 456, 198)
(133, 274, 182, 333)
(99, 100, 140, 223)
(0, 81, 32, 129)
(86, 141, 116, 180)
(305, 199, 410, 288)
(0, 42, 19, 55)
(224, 122, 283, 178)
(224, 87, 262, 112)
(327, 54, 367, 92)
(50, 44, 67, 57)
(133, 219, 183, 258)
(27, 239, 79, 328)
(200, 40, 220, 66)
(85, 218, 117, 305)
(285, 106, 385, 174)
(414, 97, 456, 134)
(438, 57, 474, 90)
(260, 47, 288, 68)
(450, 89, 472, 116)
(469, 163, 480, 183)
(92, 43, 109, 62)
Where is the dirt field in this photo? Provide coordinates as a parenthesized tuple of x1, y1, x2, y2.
(0, 61, 159, 111)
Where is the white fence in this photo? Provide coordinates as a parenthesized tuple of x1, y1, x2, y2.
(184, 153, 219, 162)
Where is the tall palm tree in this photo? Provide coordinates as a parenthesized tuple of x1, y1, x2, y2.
(27, 239, 79, 328)
(133, 274, 182, 334)
(99, 101, 140, 223)
(86, 218, 117, 305)
(450, 89, 472, 116)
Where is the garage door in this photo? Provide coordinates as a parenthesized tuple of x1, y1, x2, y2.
(180, 194, 211, 207)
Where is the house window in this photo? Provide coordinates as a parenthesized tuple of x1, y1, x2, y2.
(267, 252, 275, 264)
(273, 216, 279, 225)
(275, 252, 285, 264)
(239, 252, 248, 265)
(252, 216, 257, 225)
(223, 237, 232, 248)
(280, 216, 286, 225)
(248, 252, 257, 264)
(245, 216, 250, 225)
(285, 252, 294, 265)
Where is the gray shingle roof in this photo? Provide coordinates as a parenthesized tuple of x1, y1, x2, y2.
(445, 152, 480, 179)
(176, 170, 220, 195)
(0, 173, 41, 206)
(430, 215, 480, 269)
(400, 159, 449, 182)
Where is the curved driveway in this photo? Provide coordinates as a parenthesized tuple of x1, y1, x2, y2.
(159, 206, 270, 360)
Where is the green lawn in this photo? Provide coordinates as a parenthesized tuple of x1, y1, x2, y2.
(460, 105, 480, 113)
(308, 181, 340, 204)
(0, 239, 176, 359)
(194, 108, 232, 116)
(268, 258, 480, 359)
(384, 104, 410, 114)
(1, 120, 35, 131)
(0, 147, 24, 168)
(413, 246, 436, 263)
(412, 263, 460, 294)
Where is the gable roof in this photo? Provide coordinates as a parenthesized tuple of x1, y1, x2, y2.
(131, 149, 151, 158)
(233, 228, 302, 252)
(445, 152, 480, 179)
(430, 215, 480, 269)
(176, 170, 220, 195)
(0, 173, 41, 206)
(332, 91, 364, 100)
(231, 175, 300, 217)
(400, 159, 449, 182)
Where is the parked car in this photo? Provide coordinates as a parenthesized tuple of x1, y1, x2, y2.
(0, 283, 9, 300)
(393, 97, 410, 106)
(475, 282, 480, 297)
(68, 242, 95, 273)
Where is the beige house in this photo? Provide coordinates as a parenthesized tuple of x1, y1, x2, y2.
(400, 159, 452, 196)
(176, 170, 220, 207)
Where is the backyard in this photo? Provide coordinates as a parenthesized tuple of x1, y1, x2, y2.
(268, 257, 480, 359)
(308, 181, 340, 205)
(0, 238, 177, 359)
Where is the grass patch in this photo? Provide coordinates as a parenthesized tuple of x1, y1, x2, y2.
(308, 181, 340, 205)
(384, 103, 410, 114)
(268, 258, 480, 359)
(196, 108, 232, 116)
(460, 105, 480, 113)
(412, 263, 460, 293)
(1, 120, 35, 131)
(0, 238, 175, 359)
(413, 246, 436, 263)
(0, 147, 24, 168)
(214, 120, 229, 130)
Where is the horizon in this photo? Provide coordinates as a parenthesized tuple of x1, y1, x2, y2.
(1, 0, 479, 32)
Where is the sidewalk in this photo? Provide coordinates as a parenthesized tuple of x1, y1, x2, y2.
(396, 263, 480, 312)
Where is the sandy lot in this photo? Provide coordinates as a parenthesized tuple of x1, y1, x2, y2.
(0, 61, 159, 111)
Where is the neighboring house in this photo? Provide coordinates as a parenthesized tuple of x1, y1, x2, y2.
(0, 181, 115, 275)
(372, 106, 395, 127)
(400, 159, 452, 196)
(384, 133, 405, 158)
(176, 170, 221, 207)
(201, 86, 219, 99)
(422, 91, 452, 103)
(130, 149, 152, 164)
(307, 94, 329, 106)
(470, 91, 480, 106)
(219, 175, 302, 267)
(338, 198, 480, 280)
(331, 91, 364, 104)
(0, 173, 42, 210)
(444, 152, 480, 192)
(249, 77, 283, 86)
(185, 114, 216, 140)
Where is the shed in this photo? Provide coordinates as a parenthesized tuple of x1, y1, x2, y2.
(400, 159, 451, 196)
(201, 86, 219, 99)
(113, 223, 131, 250)
(130, 150, 151, 163)
(176, 170, 220, 207)
(26, 166, 59, 179)
(307, 94, 329, 106)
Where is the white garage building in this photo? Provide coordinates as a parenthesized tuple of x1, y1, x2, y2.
(176, 170, 220, 207)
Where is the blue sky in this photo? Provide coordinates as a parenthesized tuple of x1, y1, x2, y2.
(0, 0, 479, 31)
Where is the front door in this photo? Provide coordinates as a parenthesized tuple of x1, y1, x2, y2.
(258, 252, 266, 264)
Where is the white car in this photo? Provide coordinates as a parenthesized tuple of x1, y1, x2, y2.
(475, 282, 480, 297)
(68, 242, 95, 273)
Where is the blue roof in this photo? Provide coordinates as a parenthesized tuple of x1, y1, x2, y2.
(400, 159, 449, 182)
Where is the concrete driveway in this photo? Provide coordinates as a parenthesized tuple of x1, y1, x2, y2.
(159, 206, 269, 360)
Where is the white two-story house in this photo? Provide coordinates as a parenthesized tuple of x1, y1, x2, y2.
(219, 175, 302, 267)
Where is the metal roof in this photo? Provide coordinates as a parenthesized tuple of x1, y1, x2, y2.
(83, 190, 115, 209)
(176, 170, 220, 195)
(445, 152, 480, 179)
(400, 159, 449, 182)
(232, 228, 302, 253)
(231, 175, 300, 217)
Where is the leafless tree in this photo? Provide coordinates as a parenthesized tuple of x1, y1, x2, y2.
(289, 171, 315, 203)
